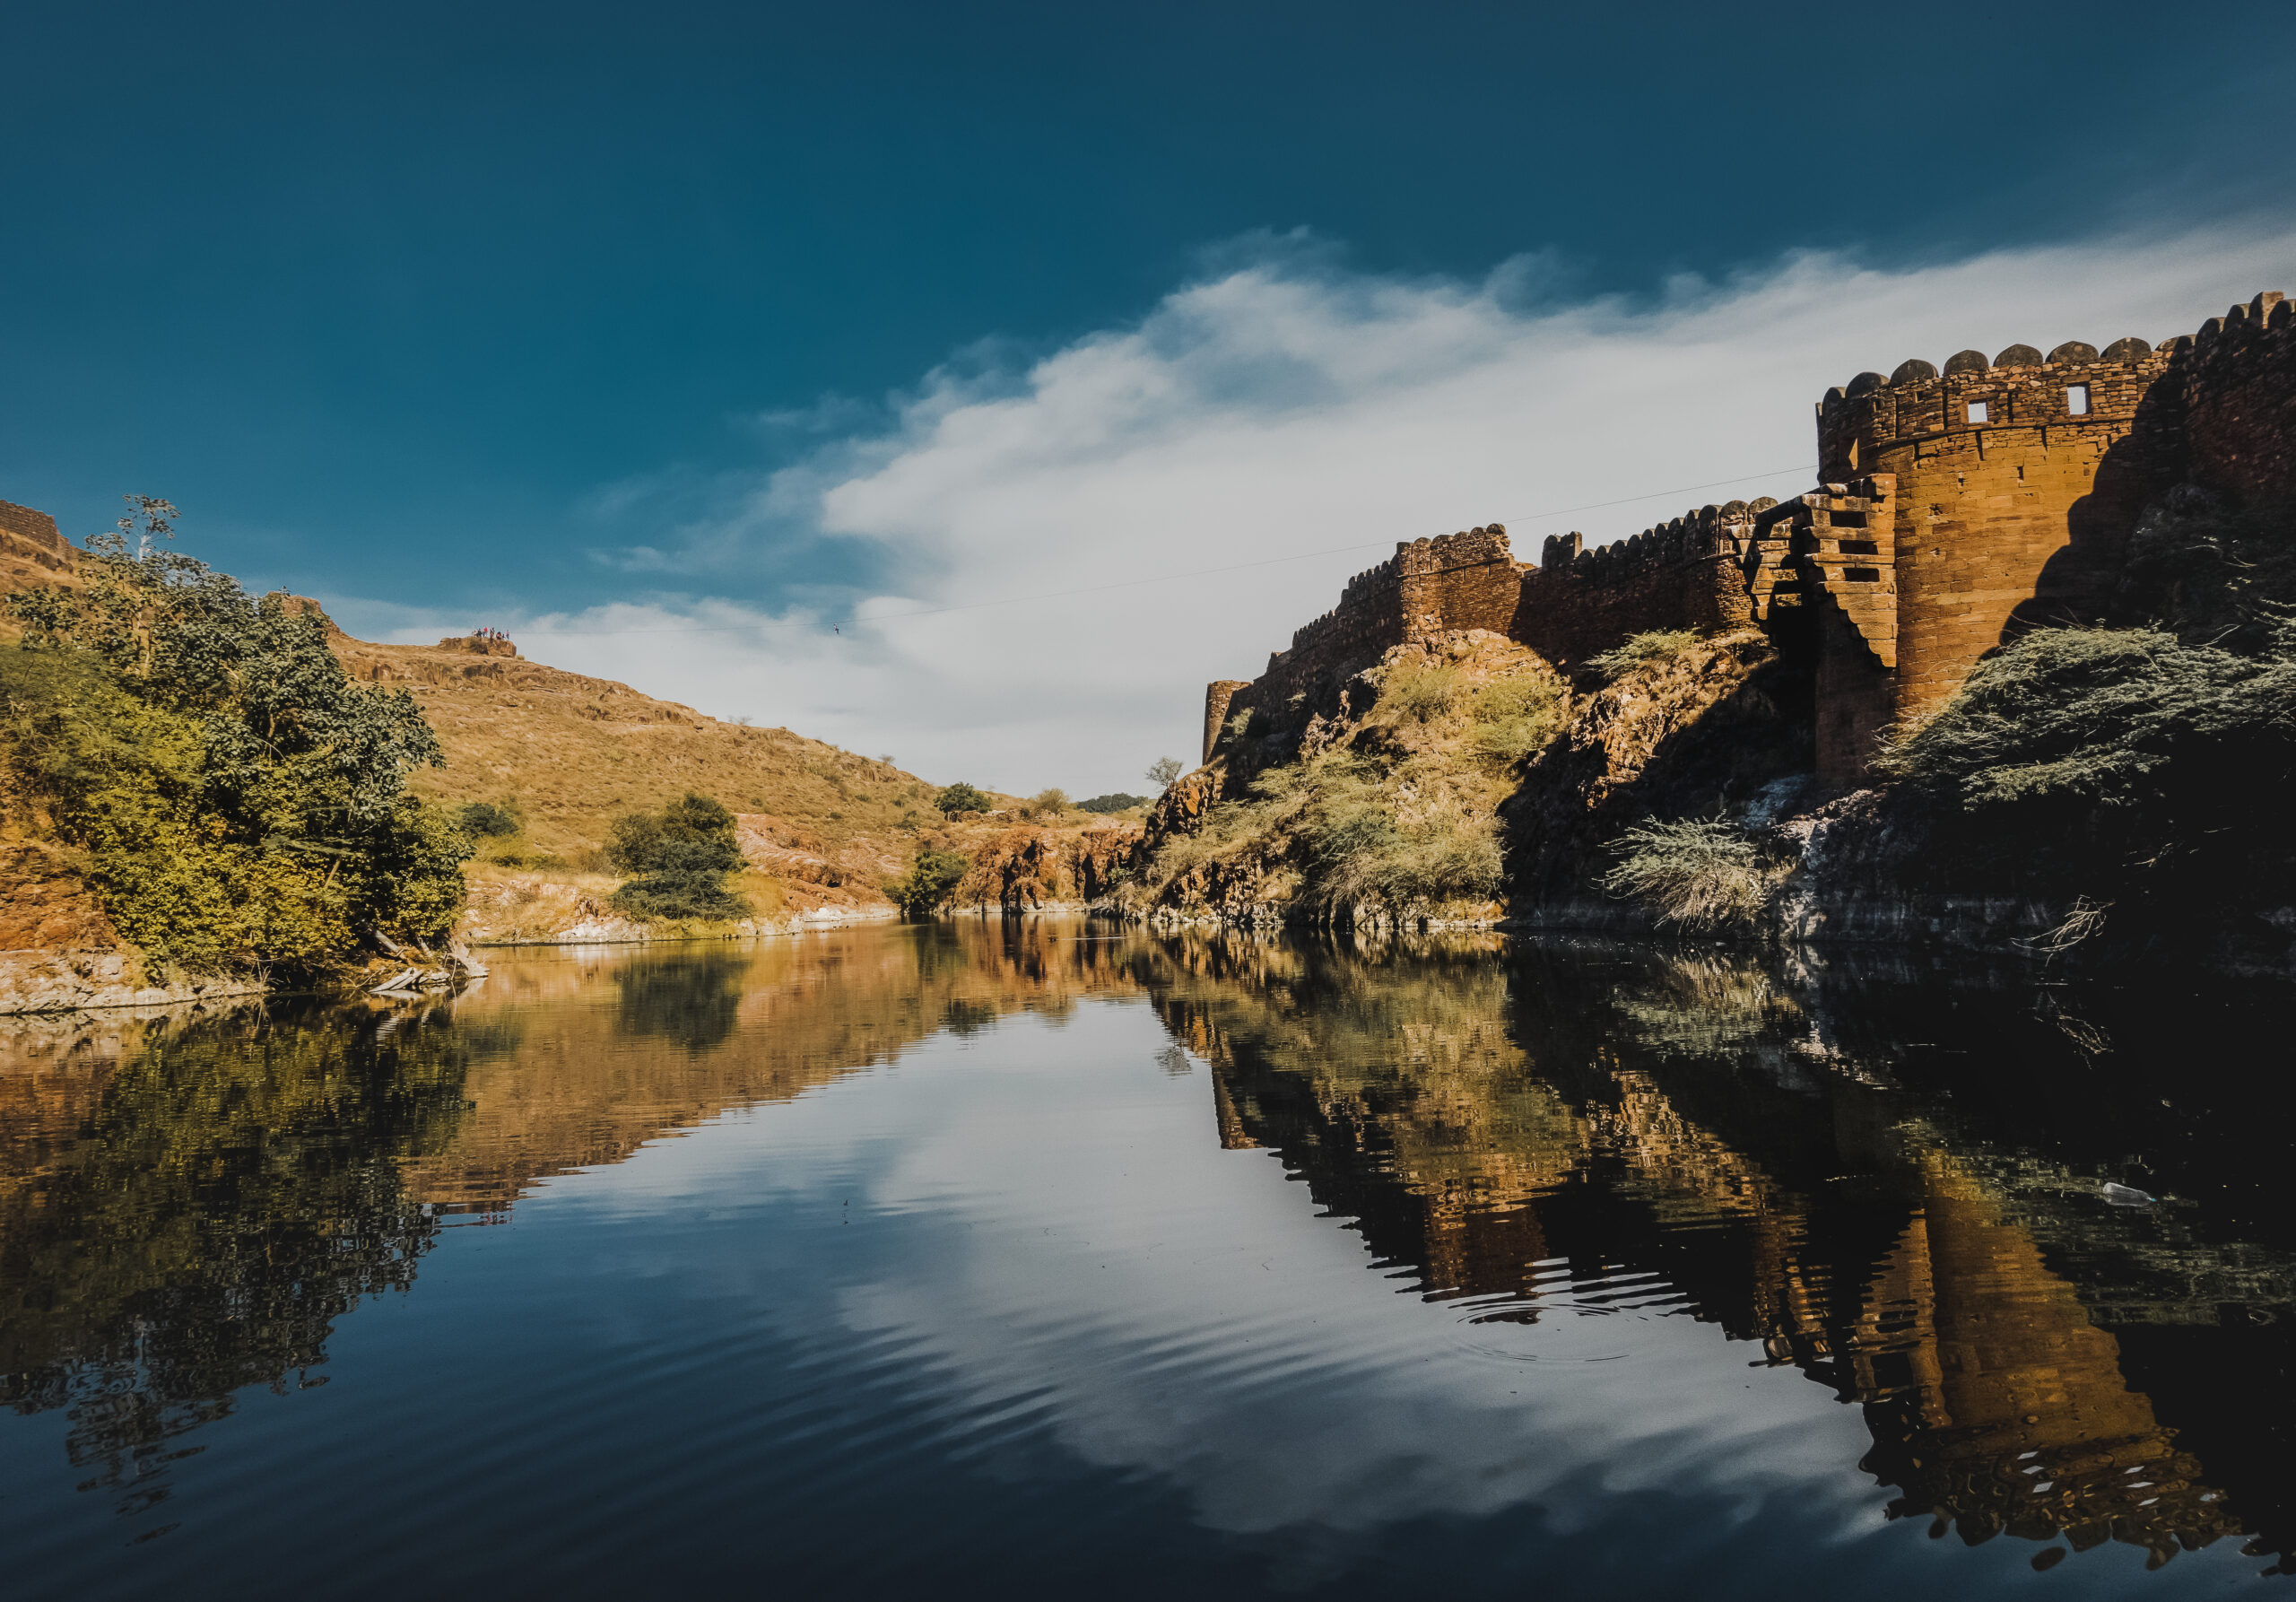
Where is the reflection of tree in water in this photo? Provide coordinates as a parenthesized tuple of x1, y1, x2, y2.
(610, 947, 754, 1052)
(0, 1002, 492, 1514)
(1144, 931, 2296, 1577)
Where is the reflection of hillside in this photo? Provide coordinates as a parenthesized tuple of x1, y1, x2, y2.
(396, 922, 1150, 1214)
(0, 921, 1157, 1512)
(1154, 933, 2292, 1573)
(0, 1004, 475, 1511)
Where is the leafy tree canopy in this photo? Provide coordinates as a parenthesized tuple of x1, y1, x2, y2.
(604, 792, 751, 921)
(457, 799, 521, 838)
(934, 781, 989, 818)
(889, 848, 970, 918)
(2, 512, 467, 972)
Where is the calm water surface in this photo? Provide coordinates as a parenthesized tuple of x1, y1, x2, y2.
(3, 921, 2291, 1598)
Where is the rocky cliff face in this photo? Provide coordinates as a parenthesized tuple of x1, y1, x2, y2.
(1502, 629, 1812, 917)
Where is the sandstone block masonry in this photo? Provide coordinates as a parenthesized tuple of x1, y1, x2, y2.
(1201, 288, 2294, 781)
(0, 499, 78, 597)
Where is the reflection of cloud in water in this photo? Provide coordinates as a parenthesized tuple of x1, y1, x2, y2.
(682, 1004, 1878, 1542)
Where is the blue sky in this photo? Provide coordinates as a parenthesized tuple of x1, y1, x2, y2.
(5, 1, 2292, 788)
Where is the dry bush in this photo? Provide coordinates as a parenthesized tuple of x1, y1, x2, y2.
(1379, 660, 1465, 723)
(1467, 669, 1570, 764)
(1601, 817, 1776, 928)
(1585, 629, 1702, 679)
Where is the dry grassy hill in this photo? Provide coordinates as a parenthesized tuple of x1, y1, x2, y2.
(316, 616, 944, 892)
(306, 609, 1038, 930)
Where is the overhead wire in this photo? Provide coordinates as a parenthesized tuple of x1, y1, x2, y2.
(531, 462, 1819, 638)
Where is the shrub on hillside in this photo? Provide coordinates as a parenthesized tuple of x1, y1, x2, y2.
(1019, 788, 1070, 821)
(2118, 483, 2296, 649)
(889, 848, 970, 917)
(1874, 623, 2296, 917)
(1378, 660, 1463, 723)
(604, 792, 750, 920)
(1077, 792, 1147, 814)
(1586, 629, 1702, 678)
(1602, 818, 1776, 929)
(2, 516, 467, 973)
(1141, 750, 1501, 920)
(935, 782, 989, 819)
(457, 800, 521, 838)
(1467, 670, 1570, 764)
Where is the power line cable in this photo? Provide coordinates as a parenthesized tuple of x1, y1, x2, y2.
(526, 463, 1817, 638)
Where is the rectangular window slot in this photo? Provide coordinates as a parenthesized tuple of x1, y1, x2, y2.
(1844, 567, 1882, 583)
(2066, 384, 2091, 415)
(1837, 539, 1879, 555)
(1966, 401, 1988, 423)
(1829, 509, 1867, 528)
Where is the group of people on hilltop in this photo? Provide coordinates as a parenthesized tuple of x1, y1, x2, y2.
(470, 625, 509, 641)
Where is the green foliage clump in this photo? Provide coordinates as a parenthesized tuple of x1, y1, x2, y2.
(1586, 629, 1702, 678)
(1020, 787, 1070, 820)
(1379, 660, 1464, 723)
(604, 792, 751, 920)
(934, 781, 989, 818)
(457, 799, 521, 838)
(1465, 671, 1570, 764)
(0, 1001, 488, 1486)
(1876, 624, 2296, 916)
(889, 848, 970, 917)
(2, 518, 467, 973)
(1602, 818, 1776, 928)
(1077, 792, 1147, 814)
(1223, 705, 1272, 743)
(2118, 484, 2296, 650)
(1144, 749, 1500, 920)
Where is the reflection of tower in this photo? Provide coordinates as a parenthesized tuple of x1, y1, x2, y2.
(1848, 1148, 2238, 1563)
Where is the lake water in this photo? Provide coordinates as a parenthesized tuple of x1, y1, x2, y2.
(3, 921, 2291, 1598)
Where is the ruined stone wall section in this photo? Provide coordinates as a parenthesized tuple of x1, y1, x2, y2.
(1203, 680, 1249, 765)
(1510, 501, 1768, 666)
(2180, 293, 2296, 508)
(0, 498, 78, 596)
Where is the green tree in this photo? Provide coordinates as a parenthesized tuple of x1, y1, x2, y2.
(457, 799, 520, 838)
(604, 792, 751, 920)
(934, 781, 989, 819)
(2, 517, 468, 972)
(1146, 755, 1184, 789)
(889, 848, 970, 917)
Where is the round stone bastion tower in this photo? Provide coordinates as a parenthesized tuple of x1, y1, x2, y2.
(1811, 331, 2177, 732)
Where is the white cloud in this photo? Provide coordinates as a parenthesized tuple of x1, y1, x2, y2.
(354, 224, 2296, 793)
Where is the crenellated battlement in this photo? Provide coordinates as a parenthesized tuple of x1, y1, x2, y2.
(1200, 285, 2293, 782)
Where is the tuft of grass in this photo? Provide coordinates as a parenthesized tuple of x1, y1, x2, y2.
(1586, 629, 1702, 678)
(1602, 817, 1775, 929)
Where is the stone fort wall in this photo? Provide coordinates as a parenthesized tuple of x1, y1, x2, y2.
(1512, 501, 1770, 668)
(1201, 287, 2293, 781)
(0, 499, 77, 597)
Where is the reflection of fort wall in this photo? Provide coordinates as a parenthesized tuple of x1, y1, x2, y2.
(1165, 934, 2274, 1569)
(1851, 1149, 2240, 1559)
